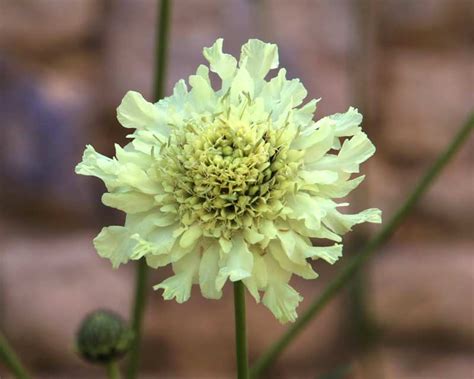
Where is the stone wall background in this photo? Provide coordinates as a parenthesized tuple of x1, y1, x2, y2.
(0, 0, 473, 378)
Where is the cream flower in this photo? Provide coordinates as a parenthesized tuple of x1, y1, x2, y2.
(76, 39, 381, 323)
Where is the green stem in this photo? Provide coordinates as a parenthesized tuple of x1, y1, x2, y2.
(126, 1, 171, 378)
(153, 0, 171, 101)
(107, 361, 121, 379)
(127, 259, 148, 379)
(251, 113, 474, 377)
(0, 331, 31, 379)
(234, 281, 249, 379)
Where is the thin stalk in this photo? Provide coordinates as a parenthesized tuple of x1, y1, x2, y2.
(250, 114, 474, 377)
(107, 361, 121, 379)
(153, 0, 171, 101)
(0, 331, 31, 379)
(234, 281, 249, 379)
(127, 259, 148, 379)
(126, 2, 172, 378)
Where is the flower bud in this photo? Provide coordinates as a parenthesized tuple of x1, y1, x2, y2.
(76, 310, 134, 364)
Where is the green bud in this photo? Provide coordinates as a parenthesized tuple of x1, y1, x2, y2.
(76, 310, 134, 364)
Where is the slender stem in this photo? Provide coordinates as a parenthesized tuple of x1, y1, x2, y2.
(250, 114, 474, 378)
(0, 331, 31, 379)
(107, 361, 121, 379)
(153, 0, 171, 101)
(127, 259, 148, 379)
(234, 281, 249, 379)
(126, 1, 172, 378)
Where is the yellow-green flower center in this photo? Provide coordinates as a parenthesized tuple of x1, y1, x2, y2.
(157, 114, 300, 238)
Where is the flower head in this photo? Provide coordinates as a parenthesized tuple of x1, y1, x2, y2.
(76, 39, 381, 323)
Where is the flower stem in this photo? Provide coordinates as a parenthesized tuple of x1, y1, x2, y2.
(234, 281, 249, 379)
(126, 1, 171, 378)
(107, 361, 121, 379)
(153, 0, 171, 101)
(250, 113, 474, 377)
(126, 259, 148, 379)
(0, 331, 31, 379)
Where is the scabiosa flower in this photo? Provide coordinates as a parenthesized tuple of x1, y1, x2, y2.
(76, 39, 381, 323)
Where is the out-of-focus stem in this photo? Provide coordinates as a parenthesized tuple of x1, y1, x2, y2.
(153, 0, 171, 101)
(126, 1, 172, 379)
(127, 259, 149, 379)
(250, 113, 474, 378)
(0, 331, 31, 379)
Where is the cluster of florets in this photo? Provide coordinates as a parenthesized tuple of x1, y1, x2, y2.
(156, 105, 300, 240)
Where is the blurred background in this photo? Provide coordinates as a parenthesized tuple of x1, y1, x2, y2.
(0, 0, 473, 378)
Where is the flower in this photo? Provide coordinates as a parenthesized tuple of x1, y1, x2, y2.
(76, 38, 381, 323)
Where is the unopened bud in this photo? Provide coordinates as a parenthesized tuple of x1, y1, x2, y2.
(76, 310, 134, 364)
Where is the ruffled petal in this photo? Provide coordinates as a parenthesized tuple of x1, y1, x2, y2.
(317, 175, 365, 198)
(269, 240, 318, 279)
(179, 224, 203, 249)
(230, 63, 254, 104)
(189, 65, 216, 110)
(129, 224, 179, 260)
(293, 98, 318, 127)
(288, 218, 342, 242)
(323, 206, 382, 235)
(203, 38, 237, 87)
(307, 131, 375, 173)
(242, 253, 267, 302)
(93, 226, 135, 268)
(293, 117, 335, 152)
(298, 170, 339, 185)
(114, 143, 153, 167)
(329, 106, 362, 137)
(240, 39, 279, 80)
(145, 254, 172, 269)
(276, 229, 307, 265)
(243, 227, 265, 244)
(263, 283, 303, 323)
(117, 91, 169, 137)
(124, 211, 165, 234)
(101, 191, 155, 213)
(199, 243, 222, 299)
(305, 244, 343, 264)
(218, 237, 233, 254)
(259, 220, 278, 248)
(262, 255, 302, 323)
(117, 163, 160, 194)
(75, 145, 119, 190)
(286, 193, 327, 231)
(260, 68, 307, 118)
(216, 234, 254, 290)
(154, 252, 200, 303)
